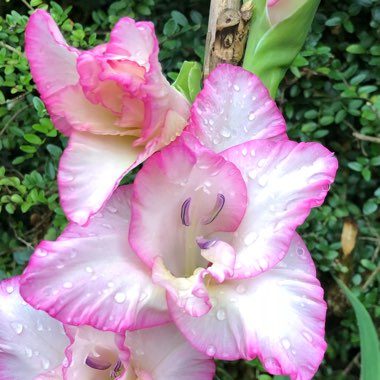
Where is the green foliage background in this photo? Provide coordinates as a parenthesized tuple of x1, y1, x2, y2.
(0, 0, 379, 379)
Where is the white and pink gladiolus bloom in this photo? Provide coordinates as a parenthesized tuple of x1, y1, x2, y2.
(20, 65, 338, 380)
(267, 0, 309, 25)
(25, 10, 190, 225)
(0, 277, 215, 380)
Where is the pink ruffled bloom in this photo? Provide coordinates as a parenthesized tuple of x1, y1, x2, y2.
(266, 0, 308, 25)
(25, 10, 190, 225)
(20, 65, 338, 380)
(0, 277, 215, 380)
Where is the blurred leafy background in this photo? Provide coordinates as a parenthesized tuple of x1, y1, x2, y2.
(0, 0, 379, 379)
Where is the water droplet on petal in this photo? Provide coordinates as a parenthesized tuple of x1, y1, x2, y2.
(41, 357, 50, 370)
(221, 128, 231, 138)
(108, 282, 115, 288)
(258, 176, 268, 187)
(248, 112, 255, 121)
(25, 347, 33, 358)
(206, 345, 216, 356)
(257, 159, 266, 168)
(250, 149, 256, 156)
(281, 338, 291, 350)
(236, 284, 246, 294)
(36, 249, 48, 257)
(6, 286, 14, 294)
(209, 119, 215, 126)
(86, 266, 94, 273)
(107, 205, 118, 214)
(114, 292, 126, 304)
(216, 309, 226, 321)
(233, 84, 240, 91)
(11, 322, 23, 334)
(297, 247, 305, 256)
(248, 170, 257, 180)
(244, 232, 257, 246)
(63, 282, 73, 289)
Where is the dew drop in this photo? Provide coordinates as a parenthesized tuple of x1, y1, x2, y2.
(233, 84, 240, 92)
(63, 282, 73, 289)
(6, 286, 14, 294)
(248, 112, 255, 121)
(302, 331, 313, 343)
(86, 266, 94, 273)
(221, 128, 231, 138)
(244, 232, 257, 246)
(36, 249, 48, 257)
(250, 149, 256, 157)
(236, 284, 246, 294)
(11, 322, 23, 334)
(25, 347, 33, 358)
(242, 147, 248, 156)
(297, 247, 304, 256)
(209, 119, 215, 126)
(102, 223, 112, 229)
(216, 309, 226, 321)
(248, 170, 257, 180)
(206, 345, 216, 356)
(114, 292, 126, 304)
(257, 159, 266, 168)
(107, 282, 115, 288)
(107, 205, 118, 213)
(281, 338, 291, 350)
(41, 357, 50, 370)
(258, 176, 268, 187)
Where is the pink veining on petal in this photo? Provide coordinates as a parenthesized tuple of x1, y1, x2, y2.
(222, 139, 338, 278)
(20, 186, 170, 333)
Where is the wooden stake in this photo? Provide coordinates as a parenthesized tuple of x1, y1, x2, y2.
(204, 0, 253, 77)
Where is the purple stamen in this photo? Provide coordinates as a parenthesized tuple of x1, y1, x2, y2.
(110, 359, 122, 378)
(181, 197, 191, 226)
(202, 193, 225, 225)
(85, 355, 112, 371)
(196, 237, 217, 250)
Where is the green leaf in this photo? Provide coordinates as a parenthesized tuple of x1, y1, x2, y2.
(24, 133, 43, 145)
(172, 61, 202, 103)
(335, 279, 380, 380)
(347, 44, 366, 54)
(273, 376, 290, 380)
(171, 11, 188, 27)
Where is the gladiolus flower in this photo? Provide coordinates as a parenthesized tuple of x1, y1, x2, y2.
(25, 10, 190, 225)
(20, 65, 337, 379)
(0, 277, 215, 379)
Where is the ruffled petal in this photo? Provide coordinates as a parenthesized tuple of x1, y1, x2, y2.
(129, 133, 247, 277)
(0, 276, 68, 380)
(222, 139, 338, 278)
(20, 186, 170, 333)
(168, 234, 327, 380)
(107, 17, 159, 72)
(25, 10, 80, 135)
(187, 64, 287, 153)
(63, 326, 129, 380)
(58, 132, 143, 225)
(125, 323, 215, 380)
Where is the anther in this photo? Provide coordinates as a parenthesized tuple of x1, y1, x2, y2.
(202, 193, 225, 225)
(181, 197, 191, 226)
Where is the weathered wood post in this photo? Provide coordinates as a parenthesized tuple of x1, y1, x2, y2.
(203, 0, 253, 77)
